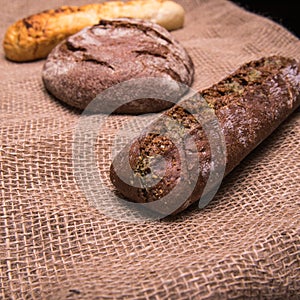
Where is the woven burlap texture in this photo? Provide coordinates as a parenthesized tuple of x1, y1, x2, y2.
(1, 0, 299, 299)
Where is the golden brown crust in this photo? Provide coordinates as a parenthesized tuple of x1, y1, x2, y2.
(3, 0, 185, 62)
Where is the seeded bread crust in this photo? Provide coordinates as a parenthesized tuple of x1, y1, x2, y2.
(42, 18, 194, 114)
(110, 56, 300, 215)
(3, 0, 185, 62)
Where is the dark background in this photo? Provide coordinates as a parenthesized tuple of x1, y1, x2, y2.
(231, 0, 300, 38)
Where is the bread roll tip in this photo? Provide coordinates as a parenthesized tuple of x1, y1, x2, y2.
(155, 0, 185, 30)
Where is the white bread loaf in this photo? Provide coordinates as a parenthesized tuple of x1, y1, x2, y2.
(3, 0, 185, 62)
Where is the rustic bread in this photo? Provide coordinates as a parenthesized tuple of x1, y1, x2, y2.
(110, 56, 300, 216)
(42, 18, 194, 114)
(3, 0, 185, 62)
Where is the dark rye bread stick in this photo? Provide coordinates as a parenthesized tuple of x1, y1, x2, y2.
(110, 56, 300, 216)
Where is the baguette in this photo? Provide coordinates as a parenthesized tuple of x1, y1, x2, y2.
(110, 56, 300, 216)
(3, 0, 185, 62)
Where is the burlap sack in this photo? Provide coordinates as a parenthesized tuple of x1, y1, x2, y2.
(0, 0, 299, 299)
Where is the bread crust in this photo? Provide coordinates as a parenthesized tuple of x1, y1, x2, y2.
(3, 0, 185, 62)
(42, 18, 194, 114)
(110, 56, 300, 216)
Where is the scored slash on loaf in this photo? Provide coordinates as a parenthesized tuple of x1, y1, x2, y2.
(3, 0, 185, 62)
(110, 56, 300, 216)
